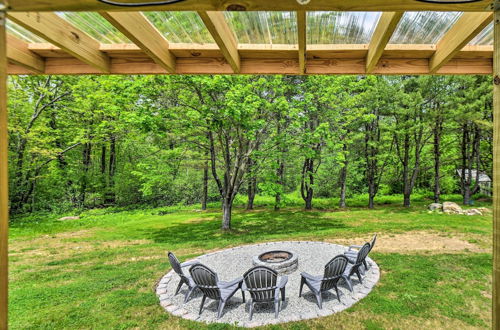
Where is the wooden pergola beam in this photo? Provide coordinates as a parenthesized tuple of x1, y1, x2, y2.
(297, 11, 307, 74)
(100, 12, 175, 73)
(197, 11, 240, 73)
(366, 12, 403, 73)
(494, 8, 500, 330)
(7, 34, 44, 73)
(430, 12, 493, 73)
(6, 0, 494, 12)
(7, 12, 110, 73)
(0, 11, 8, 330)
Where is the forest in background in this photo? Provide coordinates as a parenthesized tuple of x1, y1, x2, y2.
(8, 75, 492, 229)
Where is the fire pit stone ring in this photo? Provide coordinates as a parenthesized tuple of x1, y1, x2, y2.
(252, 250, 298, 274)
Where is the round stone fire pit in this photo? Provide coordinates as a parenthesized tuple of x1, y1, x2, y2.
(252, 250, 298, 274)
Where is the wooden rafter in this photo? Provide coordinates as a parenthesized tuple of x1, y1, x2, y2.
(6, 0, 494, 12)
(197, 11, 240, 73)
(7, 12, 110, 72)
(100, 12, 176, 73)
(297, 11, 307, 74)
(7, 34, 44, 73)
(366, 12, 403, 73)
(429, 12, 493, 73)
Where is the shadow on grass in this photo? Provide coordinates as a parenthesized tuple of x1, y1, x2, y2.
(144, 210, 348, 245)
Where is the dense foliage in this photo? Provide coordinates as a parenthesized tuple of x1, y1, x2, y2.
(8, 75, 492, 229)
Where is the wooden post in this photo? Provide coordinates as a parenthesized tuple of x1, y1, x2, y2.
(0, 6, 8, 330)
(494, 5, 500, 330)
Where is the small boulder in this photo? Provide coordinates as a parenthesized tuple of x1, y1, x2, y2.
(464, 208, 483, 216)
(428, 203, 442, 211)
(58, 216, 80, 221)
(443, 202, 462, 214)
(477, 207, 492, 214)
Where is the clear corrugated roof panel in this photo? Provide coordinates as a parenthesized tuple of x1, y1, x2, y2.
(307, 12, 381, 44)
(57, 12, 130, 44)
(389, 12, 461, 44)
(469, 22, 492, 45)
(7, 21, 45, 43)
(144, 12, 214, 44)
(224, 12, 296, 45)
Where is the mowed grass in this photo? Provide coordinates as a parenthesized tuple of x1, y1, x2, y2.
(9, 197, 493, 329)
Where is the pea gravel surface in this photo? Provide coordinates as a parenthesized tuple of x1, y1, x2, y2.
(156, 241, 380, 328)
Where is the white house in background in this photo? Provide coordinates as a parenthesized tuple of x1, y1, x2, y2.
(456, 169, 492, 196)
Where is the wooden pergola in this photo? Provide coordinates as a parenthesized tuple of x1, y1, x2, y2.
(0, 0, 499, 328)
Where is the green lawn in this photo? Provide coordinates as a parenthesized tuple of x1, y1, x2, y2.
(9, 198, 493, 329)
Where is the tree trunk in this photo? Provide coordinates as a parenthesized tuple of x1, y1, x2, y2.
(432, 110, 443, 203)
(301, 158, 314, 210)
(368, 191, 375, 209)
(79, 142, 92, 206)
(246, 158, 256, 210)
(247, 177, 256, 210)
(339, 142, 348, 208)
(433, 130, 441, 203)
(402, 133, 411, 207)
(201, 158, 208, 210)
(106, 136, 116, 204)
(222, 198, 232, 231)
(275, 158, 284, 211)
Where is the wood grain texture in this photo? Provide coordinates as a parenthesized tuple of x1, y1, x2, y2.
(197, 11, 240, 73)
(7, 0, 493, 12)
(100, 12, 175, 73)
(297, 11, 306, 74)
(0, 13, 8, 330)
(6, 56, 491, 75)
(8, 12, 110, 72)
(7, 34, 44, 73)
(430, 12, 492, 73)
(493, 10, 500, 330)
(366, 12, 403, 73)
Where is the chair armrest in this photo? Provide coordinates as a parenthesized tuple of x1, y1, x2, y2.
(348, 244, 363, 251)
(300, 272, 322, 281)
(218, 276, 243, 288)
(180, 260, 198, 267)
(277, 275, 288, 289)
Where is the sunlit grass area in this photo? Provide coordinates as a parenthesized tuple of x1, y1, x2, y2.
(9, 195, 492, 329)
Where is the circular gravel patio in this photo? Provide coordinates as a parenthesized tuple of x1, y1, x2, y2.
(156, 241, 380, 328)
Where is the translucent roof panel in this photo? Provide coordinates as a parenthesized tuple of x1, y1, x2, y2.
(144, 12, 214, 44)
(57, 12, 130, 44)
(469, 22, 492, 45)
(224, 12, 296, 45)
(7, 21, 45, 43)
(307, 12, 381, 44)
(389, 12, 461, 44)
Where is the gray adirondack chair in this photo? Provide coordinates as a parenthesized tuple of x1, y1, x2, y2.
(344, 234, 377, 271)
(342, 243, 371, 292)
(168, 252, 199, 303)
(189, 263, 244, 319)
(242, 266, 288, 320)
(299, 255, 349, 309)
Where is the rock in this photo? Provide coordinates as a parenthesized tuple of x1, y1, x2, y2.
(443, 202, 462, 214)
(58, 216, 80, 221)
(464, 208, 482, 216)
(428, 203, 442, 211)
(477, 207, 492, 214)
